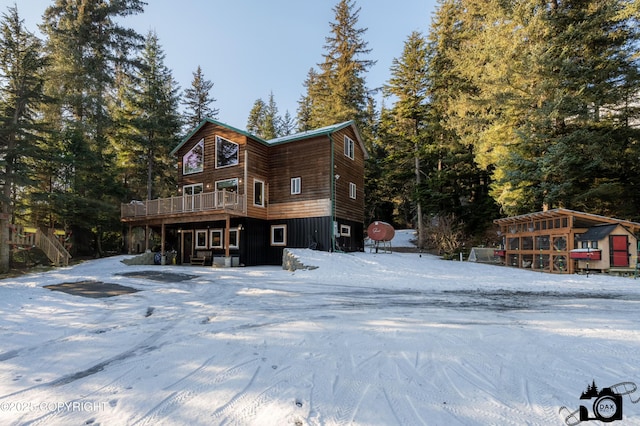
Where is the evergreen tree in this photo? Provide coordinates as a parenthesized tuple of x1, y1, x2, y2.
(384, 31, 430, 247)
(426, 0, 499, 236)
(128, 30, 182, 200)
(305, 0, 375, 128)
(247, 92, 282, 139)
(182, 65, 217, 130)
(39, 0, 145, 256)
(279, 110, 295, 136)
(0, 5, 47, 272)
(296, 68, 317, 132)
(430, 0, 640, 218)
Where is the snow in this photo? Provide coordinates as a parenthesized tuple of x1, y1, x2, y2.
(1, 229, 640, 425)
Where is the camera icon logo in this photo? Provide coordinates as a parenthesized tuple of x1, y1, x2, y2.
(579, 381, 623, 422)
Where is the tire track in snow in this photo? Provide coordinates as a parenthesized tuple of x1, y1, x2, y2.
(132, 357, 261, 426)
(211, 364, 310, 426)
(7, 324, 175, 426)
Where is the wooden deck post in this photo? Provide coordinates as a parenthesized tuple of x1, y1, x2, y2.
(161, 223, 165, 264)
(224, 215, 231, 259)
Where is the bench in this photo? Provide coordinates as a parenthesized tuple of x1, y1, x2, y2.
(190, 250, 212, 266)
(190, 256, 206, 266)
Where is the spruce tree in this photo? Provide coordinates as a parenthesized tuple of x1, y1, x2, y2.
(384, 31, 430, 247)
(128, 31, 182, 200)
(0, 6, 47, 272)
(246, 92, 282, 139)
(182, 65, 218, 130)
(304, 0, 375, 128)
(39, 0, 145, 256)
(429, 0, 640, 218)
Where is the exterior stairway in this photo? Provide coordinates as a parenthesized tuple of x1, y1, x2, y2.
(9, 225, 71, 267)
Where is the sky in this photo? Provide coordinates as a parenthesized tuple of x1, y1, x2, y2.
(4, 0, 439, 129)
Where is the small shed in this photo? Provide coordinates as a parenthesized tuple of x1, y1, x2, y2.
(571, 223, 637, 273)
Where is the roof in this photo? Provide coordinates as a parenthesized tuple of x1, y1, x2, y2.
(576, 224, 620, 241)
(171, 119, 369, 159)
(493, 208, 640, 233)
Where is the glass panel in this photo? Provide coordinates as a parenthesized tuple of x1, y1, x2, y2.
(216, 136, 239, 168)
(183, 139, 204, 174)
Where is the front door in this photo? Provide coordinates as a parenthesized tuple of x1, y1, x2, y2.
(610, 235, 629, 267)
(181, 231, 193, 264)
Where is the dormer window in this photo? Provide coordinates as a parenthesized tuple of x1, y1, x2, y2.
(216, 136, 239, 168)
(183, 138, 204, 175)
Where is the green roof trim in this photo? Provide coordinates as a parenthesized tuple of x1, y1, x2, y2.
(171, 118, 369, 159)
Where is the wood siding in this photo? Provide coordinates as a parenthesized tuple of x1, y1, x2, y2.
(332, 127, 366, 223)
(268, 136, 331, 205)
(175, 124, 249, 197)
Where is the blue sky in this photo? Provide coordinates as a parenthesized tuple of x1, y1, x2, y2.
(5, 0, 438, 129)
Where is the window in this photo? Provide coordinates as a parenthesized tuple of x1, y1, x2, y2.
(340, 224, 351, 237)
(195, 230, 208, 249)
(215, 178, 238, 192)
(349, 182, 356, 199)
(271, 225, 287, 246)
(344, 136, 354, 160)
(291, 177, 301, 195)
(215, 178, 238, 207)
(183, 183, 203, 195)
(254, 179, 265, 207)
(183, 183, 203, 210)
(183, 139, 204, 175)
(228, 228, 239, 249)
(210, 229, 223, 248)
(216, 136, 239, 168)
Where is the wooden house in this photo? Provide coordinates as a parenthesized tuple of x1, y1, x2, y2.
(493, 209, 640, 274)
(121, 119, 368, 266)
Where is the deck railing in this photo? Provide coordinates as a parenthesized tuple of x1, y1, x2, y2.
(121, 190, 245, 219)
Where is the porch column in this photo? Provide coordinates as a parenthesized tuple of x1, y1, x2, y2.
(145, 225, 150, 251)
(160, 223, 166, 264)
(128, 224, 133, 254)
(224, 215, 231, 259)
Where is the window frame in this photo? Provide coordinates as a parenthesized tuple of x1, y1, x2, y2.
(291, 177, 301, 195)
(215, 135, 239, 169)
(349, 182, 357, 199)
(209, 229, 223, 249)
(340, 224, 351, 237)
(344, 135, 355, 160)
(254, 178, 265, 207)
(183, 138, 204, 175)
(195, 229, 208, 249)
(271, 225, 287, 246)
(228, 228, 239, 249)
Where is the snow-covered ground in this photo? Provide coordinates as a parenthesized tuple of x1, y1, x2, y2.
(1, 230, 640, 425)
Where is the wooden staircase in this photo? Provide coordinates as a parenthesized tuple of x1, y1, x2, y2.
(9, 225, 71, 267)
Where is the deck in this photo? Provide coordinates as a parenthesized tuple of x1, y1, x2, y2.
(121, 190, 246, 224)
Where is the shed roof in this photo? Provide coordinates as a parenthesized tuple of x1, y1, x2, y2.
(171, 119, 368, 159)
(494, 208, 640, 234)
(576, 224, 619, 241)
